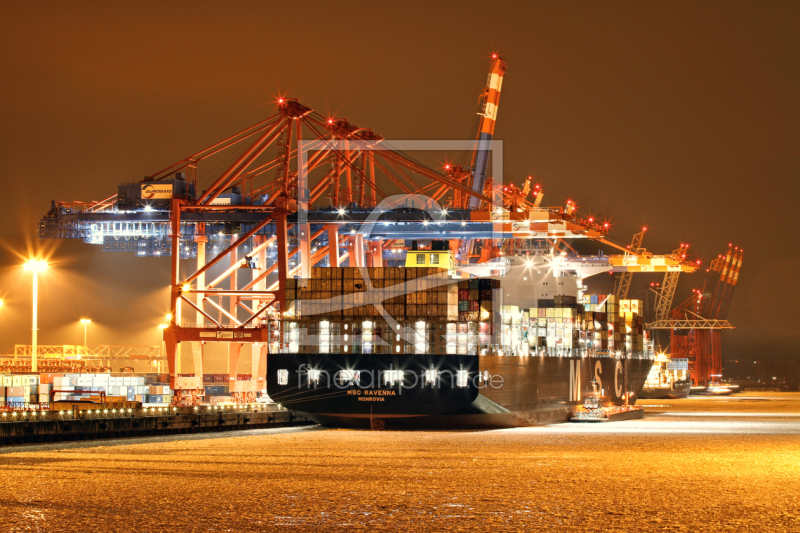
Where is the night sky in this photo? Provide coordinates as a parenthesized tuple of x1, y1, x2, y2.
(0, 1, 797, 363)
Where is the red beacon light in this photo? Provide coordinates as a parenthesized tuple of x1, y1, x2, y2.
(642, 226, 647, 231)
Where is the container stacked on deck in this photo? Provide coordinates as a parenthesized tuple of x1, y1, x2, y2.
(524, 295, 586, 353)
(286, 267, 457, 320)
(521, 295, 643, 355)
(618, 299, 645, 353)
(497, 305, 527, 355)
(282, 267, 500, 356)
(455, 278, 500, 322)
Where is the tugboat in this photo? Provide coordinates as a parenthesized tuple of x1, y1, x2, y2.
(571, 382, 644, 422)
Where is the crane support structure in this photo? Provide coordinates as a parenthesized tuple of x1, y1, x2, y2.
(614, 228, 647, 300)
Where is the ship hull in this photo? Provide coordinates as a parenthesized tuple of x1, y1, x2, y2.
(639, 382, 691, 399)
(267, 353, 651, 429)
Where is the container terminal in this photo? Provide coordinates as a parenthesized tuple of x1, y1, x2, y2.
(1, 55, 744, 436)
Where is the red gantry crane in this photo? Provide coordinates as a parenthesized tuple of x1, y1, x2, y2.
(650, 245, 743, 385)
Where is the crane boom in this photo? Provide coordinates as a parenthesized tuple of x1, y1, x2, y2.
(653, 244, 689, 322)
(468, 54, 506, 209)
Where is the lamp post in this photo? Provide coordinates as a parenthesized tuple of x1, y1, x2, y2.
(80, 319, 92, 357)
(158, 323, 169, 374)
(23, 259, 48, 372)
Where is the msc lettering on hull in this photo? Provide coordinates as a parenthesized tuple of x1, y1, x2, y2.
(569, 360, 580, 402)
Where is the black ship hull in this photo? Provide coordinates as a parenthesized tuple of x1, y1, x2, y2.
(639, 382, 691, 399)
(267, 353, 651, 429)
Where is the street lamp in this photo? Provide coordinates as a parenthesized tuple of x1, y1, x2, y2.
(80, 319, 92, 356)
(23, 258, 48, 372)
(158, 323, 169, 374)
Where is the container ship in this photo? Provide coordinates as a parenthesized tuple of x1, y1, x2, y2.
(639, 353, 691, 399)
(266, 250, 652, 429)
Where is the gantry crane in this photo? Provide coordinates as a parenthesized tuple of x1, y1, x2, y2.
(649, 245, 743, 385)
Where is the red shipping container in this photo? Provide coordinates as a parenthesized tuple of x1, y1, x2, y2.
(458, 290, 469, 300)
(468, 300, 479, 311)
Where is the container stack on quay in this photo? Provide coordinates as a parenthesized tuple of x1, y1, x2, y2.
(0, 357, 108, 373)
(198, 373, 265, 405)
(1, 369, 271, 411)
(1, 372, 173, 407)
